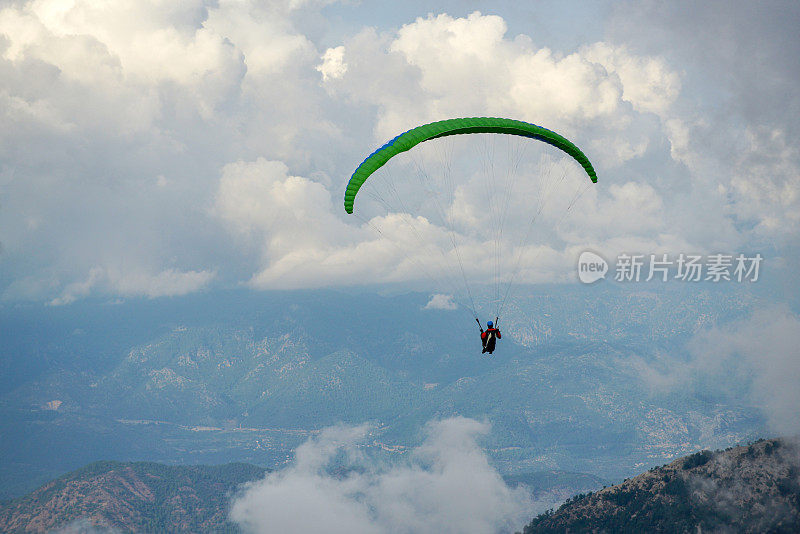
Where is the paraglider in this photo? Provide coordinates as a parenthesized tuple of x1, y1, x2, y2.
(344, 117, 596, 215)
(344, 117, 597, 354)
(478, 319, 501, 355)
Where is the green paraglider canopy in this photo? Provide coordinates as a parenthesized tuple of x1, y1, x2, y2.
(344, 117, 597, 214)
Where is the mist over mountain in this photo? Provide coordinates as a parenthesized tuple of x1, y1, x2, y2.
(0, 284, 772, 501)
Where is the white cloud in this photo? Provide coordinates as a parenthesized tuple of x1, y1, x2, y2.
(627, 307, 800, 436)
(0, 2, 796, 301)
(424, 293, 457, 310)
(0, 0, 245, 121)
(327, 13, 607, 137)
(309, 10, 728, 286)
(230, 417, 532, 534)
(48, 265, 216, 305)
(689, 307, 800, 435)
(606, 1, 800, 241)
(320, 8, 799, 263)
(215, 158, 355, 287)
(728, 127, 800, 235)
(0, 0, 334, 302)
(317, 46, 347, 82)
(582, 42, 681, 117)
(212, 146, 611, 297)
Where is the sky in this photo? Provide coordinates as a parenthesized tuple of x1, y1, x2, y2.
(2, 4, 799, 529)
(0, 0, 798, 305)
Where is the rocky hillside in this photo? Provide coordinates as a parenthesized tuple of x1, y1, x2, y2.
(0, 461, 267, 533)
(520, 438, 800, 533)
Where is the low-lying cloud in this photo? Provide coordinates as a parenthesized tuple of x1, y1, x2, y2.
(628, 306, 800, 436)
(688, 307, 800, 435)
(424, 294, 458, 310)
(230, 417, 532, 534)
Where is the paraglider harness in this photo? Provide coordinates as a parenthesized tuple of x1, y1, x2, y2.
(477, 317, 501, 354)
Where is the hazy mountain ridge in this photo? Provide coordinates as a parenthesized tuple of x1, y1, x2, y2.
(77, 323, 759, 472)
(2, 439, 794, 533)
(0, 461, 268, 533)
(0, 286, 766, 498)
(520, 437, 800, 533)
(0, 460, 605, 533)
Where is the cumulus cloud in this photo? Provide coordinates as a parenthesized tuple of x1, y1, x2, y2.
(424, 294, 458, 310)
(318, 11, 729, 265)
(208, 5, 706, 294)
(0, 2, 796, 301)
(213, 8, 772, 294)
(607, 0, 800, 240)
(230, 417, 532, 534)
(214, 157, 398, 289)
(212, 144, 607, 298)
(325, 12, 631, 139)
(317, 46, 347, 82)
(582, 42, 681, 117)
(324, 8, 796, 257)
(0, 0, 331, 301)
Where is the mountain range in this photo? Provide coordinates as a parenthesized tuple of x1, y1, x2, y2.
(1, 284, 767, 500)
(1, 438, 796, 533)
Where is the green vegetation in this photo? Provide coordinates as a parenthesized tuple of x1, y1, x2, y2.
(682, 449, 714, 469)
